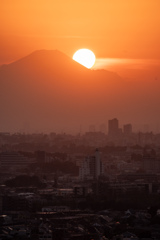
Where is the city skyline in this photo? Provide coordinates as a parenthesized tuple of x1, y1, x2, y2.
(1, 1, 160, 235)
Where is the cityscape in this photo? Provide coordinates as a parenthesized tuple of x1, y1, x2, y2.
(0, 118, 160, 239)
(1, 0, 160, 239)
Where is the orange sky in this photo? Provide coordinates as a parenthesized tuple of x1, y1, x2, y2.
(1, 0, 160, 64)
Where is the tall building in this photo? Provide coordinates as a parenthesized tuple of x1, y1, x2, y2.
(108, 118, 119, 137)
(79, 149, 104, 180)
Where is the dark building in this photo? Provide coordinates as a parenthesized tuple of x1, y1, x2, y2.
(108, 118, 119, 137)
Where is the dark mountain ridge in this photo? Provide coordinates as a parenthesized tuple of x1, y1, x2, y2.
(0, 50, 159, 133)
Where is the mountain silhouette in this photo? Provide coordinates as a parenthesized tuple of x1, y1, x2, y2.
(0, 50, 160, 133)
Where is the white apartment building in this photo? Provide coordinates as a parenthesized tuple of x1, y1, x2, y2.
(79, 149, 104, 181)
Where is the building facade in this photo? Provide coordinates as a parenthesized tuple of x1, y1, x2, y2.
(79, 149, 104, 181)
(108, 118, 119, 137)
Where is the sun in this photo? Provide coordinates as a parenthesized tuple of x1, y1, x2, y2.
(73, 49, 96, 69)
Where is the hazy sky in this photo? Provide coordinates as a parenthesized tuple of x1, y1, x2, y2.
(1, 1, 160, 133)
(1, 0, 160, 64)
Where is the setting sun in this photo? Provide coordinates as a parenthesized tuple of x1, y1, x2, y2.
(73, 49, 96, 69)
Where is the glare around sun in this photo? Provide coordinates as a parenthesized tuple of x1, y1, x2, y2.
(73, 49, 96, 69)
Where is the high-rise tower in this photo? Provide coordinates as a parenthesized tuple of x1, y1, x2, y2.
(108, 118, 119, 137)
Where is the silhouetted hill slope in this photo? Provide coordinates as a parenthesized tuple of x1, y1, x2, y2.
(0, 49, 120, 84)
(0, 50, 160, 133)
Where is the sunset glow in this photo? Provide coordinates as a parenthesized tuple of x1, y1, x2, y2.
(1, 0, 160, 64)
(0, 0, 160, 133)
(73, 49, 96, 69)
(1, 1, 160, 232)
